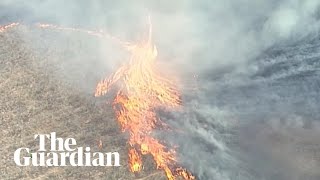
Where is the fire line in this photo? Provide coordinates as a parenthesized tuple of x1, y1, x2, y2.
(0, 22, 19, 33)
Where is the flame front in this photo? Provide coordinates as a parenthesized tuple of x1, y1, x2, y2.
(95, 19, 195, 180)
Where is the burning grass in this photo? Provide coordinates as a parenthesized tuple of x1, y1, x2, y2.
(0, 27, 168, 179)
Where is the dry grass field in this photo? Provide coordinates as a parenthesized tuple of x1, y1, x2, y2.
(0, 27, 166, 180)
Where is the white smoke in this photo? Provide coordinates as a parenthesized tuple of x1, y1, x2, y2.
(1, 0, 320, 179)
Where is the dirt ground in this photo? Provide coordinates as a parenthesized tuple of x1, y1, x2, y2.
(0, 27, 166, 180)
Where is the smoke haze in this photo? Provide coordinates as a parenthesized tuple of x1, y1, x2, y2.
(1, 0, 320, 179)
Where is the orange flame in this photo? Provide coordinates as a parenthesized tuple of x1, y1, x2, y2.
(95, 18, 195, 180)
(129, 148, 143, 172)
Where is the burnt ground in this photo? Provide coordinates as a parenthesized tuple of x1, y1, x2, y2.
(0, 26, 167, 180)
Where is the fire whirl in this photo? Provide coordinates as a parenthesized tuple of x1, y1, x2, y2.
(95, 19, 195, 180)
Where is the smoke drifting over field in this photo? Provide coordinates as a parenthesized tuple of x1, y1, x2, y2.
(1, 0, 320, 179)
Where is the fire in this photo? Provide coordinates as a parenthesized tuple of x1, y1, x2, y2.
(129, 148, 143, 172)
(95, 18, 195, 180)
(37, 23, 129, 47)
(0, 22, 19, 33)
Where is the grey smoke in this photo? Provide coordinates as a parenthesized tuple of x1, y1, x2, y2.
(1, 0, 320, 179)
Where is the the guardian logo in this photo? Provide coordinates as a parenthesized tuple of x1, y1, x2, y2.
(14, 132, 120, 167)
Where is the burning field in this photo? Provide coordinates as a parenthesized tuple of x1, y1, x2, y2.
(0, 23, 174, 179)
(2, 1, 320, 180)
(0, 17, 196, 179)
